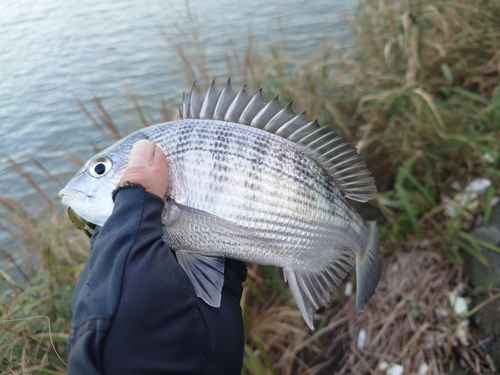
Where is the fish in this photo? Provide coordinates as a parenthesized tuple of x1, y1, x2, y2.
(59, 79, 381, 329)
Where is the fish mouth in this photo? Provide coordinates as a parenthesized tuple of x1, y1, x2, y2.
(58, 188, 88, 204)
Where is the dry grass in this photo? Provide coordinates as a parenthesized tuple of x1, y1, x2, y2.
(0, 158, 88, 374)
(319, 244, 484, 374)
(241, 241, 499, 374)
(0, 197, 88, 374)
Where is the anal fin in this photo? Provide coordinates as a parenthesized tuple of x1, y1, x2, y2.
(176, 251, 225, 308)
(284, 249, 355, 330)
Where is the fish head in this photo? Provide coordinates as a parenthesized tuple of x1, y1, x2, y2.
(59, 131, 149, 226)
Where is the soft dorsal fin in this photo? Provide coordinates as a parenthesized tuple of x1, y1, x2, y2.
(179, 79, 377, 202)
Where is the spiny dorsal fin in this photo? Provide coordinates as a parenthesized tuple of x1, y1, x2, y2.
(213, 78, 236, 120)
(179, 79, 377, 202)
(199, 79, 221, 119)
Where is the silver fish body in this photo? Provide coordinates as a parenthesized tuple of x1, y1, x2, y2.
(59, 80, 381, 329)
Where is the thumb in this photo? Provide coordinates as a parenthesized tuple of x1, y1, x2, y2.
(117, 140, 168, 198)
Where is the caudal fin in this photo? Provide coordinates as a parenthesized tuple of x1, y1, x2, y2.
(356, 221, 381, 309)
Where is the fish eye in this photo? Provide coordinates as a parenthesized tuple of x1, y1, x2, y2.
(88, 156, 113, 178)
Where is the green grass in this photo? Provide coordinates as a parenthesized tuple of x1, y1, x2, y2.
(2, 0, 500, 373)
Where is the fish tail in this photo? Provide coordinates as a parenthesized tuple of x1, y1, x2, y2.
(355, 221, 381, 310)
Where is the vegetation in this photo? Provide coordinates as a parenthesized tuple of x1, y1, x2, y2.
(2, 0, 500, 373)
(0, 193, 87, 374)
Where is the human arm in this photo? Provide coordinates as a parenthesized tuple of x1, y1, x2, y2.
(66, 141, 247, 374)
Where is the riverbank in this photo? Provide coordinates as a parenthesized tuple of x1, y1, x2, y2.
(1, 0, 500, 373)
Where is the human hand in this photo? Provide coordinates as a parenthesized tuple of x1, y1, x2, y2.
(117, 139, 168, 199)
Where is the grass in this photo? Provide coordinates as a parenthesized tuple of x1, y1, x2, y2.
(0, 193, 88, 373)
(2, 0, 500, 373)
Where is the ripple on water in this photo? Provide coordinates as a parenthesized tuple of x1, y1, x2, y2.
(0, 0, 356, 250)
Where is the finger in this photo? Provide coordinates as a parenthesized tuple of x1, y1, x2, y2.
(117, 140, 168, 198)
(129, 139, 155, 167)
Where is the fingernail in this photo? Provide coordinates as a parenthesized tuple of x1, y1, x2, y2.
(129, 140, 155, 167)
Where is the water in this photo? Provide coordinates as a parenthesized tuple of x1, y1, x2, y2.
(0, 0, 356, 249)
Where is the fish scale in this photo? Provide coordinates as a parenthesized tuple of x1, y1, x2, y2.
(158, 120, 354, 253)
(59, 79, 381, 329)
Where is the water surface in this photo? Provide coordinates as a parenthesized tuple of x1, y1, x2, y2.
(0, 0, 355, 249)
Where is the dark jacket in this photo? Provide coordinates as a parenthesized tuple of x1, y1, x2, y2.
(67, 185, 247, 374)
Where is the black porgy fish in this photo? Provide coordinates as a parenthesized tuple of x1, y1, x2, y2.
(59, 79, 381, 329)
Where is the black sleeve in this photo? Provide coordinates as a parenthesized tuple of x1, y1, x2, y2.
(67, 185, 247, 375)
